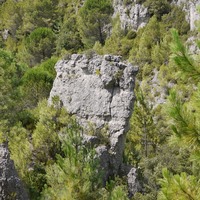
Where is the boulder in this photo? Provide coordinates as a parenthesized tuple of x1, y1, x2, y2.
(0, 143, 29, 200)
(49, 54, 138, 186)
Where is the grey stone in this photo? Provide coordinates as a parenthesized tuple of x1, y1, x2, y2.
(0, 143, 29, 200)
(173, 0, 200, 30)
(127, 167, 142, 197)
(112, 0, 200, 32)
(189, 0, 200, 30)
(49, 54, 138, 185)
(187, 36, 200, 54)
(113, 0, 149, 31)
(120, 164, 142, 197)
(1, 29, 9, 40)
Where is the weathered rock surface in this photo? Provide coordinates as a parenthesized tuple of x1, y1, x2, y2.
(0, 143, 29, 200)
(173, 0, 200, 30)
(49, 54, 138, 184)
(188, 0, 200, 30)
(113, 0, 149, 31)
(113, 0, 200, 31)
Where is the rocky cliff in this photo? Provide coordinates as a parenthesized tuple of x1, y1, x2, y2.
(49, 54, 139, 187)
(113, 0, 200, 31)
(174, 0, 200, 30)
(113, 0, 149, 30)
(0, 144, 29, 200)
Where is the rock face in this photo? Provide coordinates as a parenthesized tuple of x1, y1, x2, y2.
(173, 0, 200, 30)
(49, 54, 138, 182)
(113, 0, 200, 31)
(113, 0, 149, 31)
(0, 143, 29, 200)
(186, 0, 200, 30)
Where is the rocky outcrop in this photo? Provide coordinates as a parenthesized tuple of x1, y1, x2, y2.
(49, 54, 138, 187)
(113, 0, 149, 31)
(113, 0, 200, 31)
(189, 1, 200, 30)
(173, 0, 200, 30)
(0, 143, 29, 200)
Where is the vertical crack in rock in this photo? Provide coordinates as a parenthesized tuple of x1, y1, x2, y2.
(0, 143, 29, 200)
(108, 86, 115, 121)
(49, 54, 138, 189)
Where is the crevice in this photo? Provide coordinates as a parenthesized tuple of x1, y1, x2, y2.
(108, 86, 115, 119)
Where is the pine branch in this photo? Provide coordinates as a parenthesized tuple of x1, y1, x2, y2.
(170, 29, 200, 82)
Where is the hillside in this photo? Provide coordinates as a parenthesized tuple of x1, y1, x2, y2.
(0, 0, 200, 199)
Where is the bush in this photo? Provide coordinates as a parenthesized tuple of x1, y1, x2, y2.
(25, 27, 56, 66)
(126, 30, 137, 40)
(144, 0, 171, 19)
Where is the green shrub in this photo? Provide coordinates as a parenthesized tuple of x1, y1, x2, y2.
(24, 27, 56, 66)
(126, 30, 137, 40)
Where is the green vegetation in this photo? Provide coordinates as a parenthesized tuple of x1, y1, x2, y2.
(157, 29, 200, 200)
(0, 0, 199, 199)
(23, 27, 56, 66)
(78, 0, 113, 48)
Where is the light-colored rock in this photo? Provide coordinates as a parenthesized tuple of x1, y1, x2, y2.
(113, 0, 200, 31)
(1, 29, 9, 40)
(120, 164, 142, 197)
(49, 54, 138, 185)
(113, 0, 149, 31)
(127, 167, 142, 197)
(189, 0, 200, 30)
(0, 143, 29, 200)
(173, 0, 200, 30)
(187, 35, 200, 54)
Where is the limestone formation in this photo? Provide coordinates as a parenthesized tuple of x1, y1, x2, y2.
(113, 0, 149, 31)
(113, 0, 200, 32)
(49, 54, 138, 186)
(173, 0, 200, 30)
(0, 143, 29, 200)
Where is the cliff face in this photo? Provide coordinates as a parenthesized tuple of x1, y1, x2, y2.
(0, 144, 29, 200)
(174, 0, 200, 30)
(186, 0, 200, 30)
(113, 0, 200, 31)
(113, 0, 149, 30)
(49, 54, 138, 182)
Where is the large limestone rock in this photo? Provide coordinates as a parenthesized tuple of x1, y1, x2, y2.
(49, 54, 138, 182)
(0, 143, 29, 200)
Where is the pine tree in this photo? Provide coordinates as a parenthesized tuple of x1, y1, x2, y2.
(41, 123, 102, 200)
(20, 57, 57, 108)
(125, 89, 157, 163)
(78, 0, 113, 48)
(0, 49, 26, 127)
(55, 0, 83, 54)
(158, 168, 200, 200)
(158, 29, 200, 200)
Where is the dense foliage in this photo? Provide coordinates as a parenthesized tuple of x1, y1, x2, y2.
(0, 0, 198, 199)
